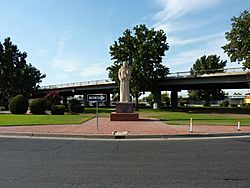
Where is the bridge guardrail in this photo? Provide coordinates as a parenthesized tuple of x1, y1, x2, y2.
(40, 79, 114, 90)
(168, 67, 248, 78)
(39, 67, 248, 90)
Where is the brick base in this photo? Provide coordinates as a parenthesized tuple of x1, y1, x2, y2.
(110, 112, 139, 121)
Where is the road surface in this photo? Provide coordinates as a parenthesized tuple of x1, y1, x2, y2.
(0, 137, 249, 187)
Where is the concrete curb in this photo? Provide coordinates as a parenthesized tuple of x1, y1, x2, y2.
(0, 131, 250, 139)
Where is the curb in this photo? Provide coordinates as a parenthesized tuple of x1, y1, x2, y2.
(0, 131, 250, 139)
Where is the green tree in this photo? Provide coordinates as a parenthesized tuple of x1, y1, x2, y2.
(161, 92, 170, 106)
(222, 10, 250, 68)
(142, 93, 154, 106)
(142, 92, 170, 107)
(44, 91, 62, 110)
(188, 55, 227, 106)
(107, 24, 169, 109)
(0, 37, 46, 108)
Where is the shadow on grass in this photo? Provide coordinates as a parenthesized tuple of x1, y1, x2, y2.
(85, 108, 115, 114)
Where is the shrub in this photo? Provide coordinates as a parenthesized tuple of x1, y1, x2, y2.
(9, 94, 29, 114)
(165, 101, 170, 107)
(64, 104, 69, 112)
(220, 100, 229, 107)
(69, 99, 84, 113)
(44, 92, 62, 110)
(203, 103, 211, 107)
(240, 103, 246, 108)
(245, 103, 250, 109)
(230, 104, 238, 108)
(71, 104, 84, 113)
(30, 98, 47, 114)
(179, 102, 185, 107)
(179, 100, 189, 107)
(51, 105, 65, 115)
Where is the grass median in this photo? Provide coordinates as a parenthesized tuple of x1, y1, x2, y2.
(86, 108, 250, 126)
(139, 109, 250, 126)
(0, 114, 93, 126)
(0, 108, 249, 126)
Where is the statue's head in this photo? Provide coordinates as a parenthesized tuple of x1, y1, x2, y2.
(123, 61, 128, 68)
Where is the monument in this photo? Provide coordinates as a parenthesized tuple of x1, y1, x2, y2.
(110, 62, 139, 121)
(118, 61, 131, 103)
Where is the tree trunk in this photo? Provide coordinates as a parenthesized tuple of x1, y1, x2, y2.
(152, 90, 161, 109)
(135, 92, 139, 111)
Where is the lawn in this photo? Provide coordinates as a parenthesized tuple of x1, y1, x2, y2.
(84, 108, 250, 126)
(139, 109, 250, 126)
(0, 114, 93, 126)
(0, 108, 249, 126)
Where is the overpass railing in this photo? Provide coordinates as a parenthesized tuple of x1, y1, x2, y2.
(40, 79, 115, 90)
(39, 67, 248, 90)
(168, 67, 248, 78)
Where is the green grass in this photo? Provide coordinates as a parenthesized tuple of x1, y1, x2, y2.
(0, 108, 249, 126)
(84, 107, 250, 125)
(139, 109, 250, 126)
(0, 114, 93, 126)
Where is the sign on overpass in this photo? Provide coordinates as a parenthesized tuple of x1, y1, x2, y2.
(87, 94, 107, 102)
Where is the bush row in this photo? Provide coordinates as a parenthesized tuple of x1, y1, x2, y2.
(220, 100, 250, 108)
(9, 94, 250, 115)
(9, 94, 85, 115)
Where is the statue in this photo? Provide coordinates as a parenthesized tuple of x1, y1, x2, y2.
(118, 61, 131, 102)
(110, 61, 139, 120)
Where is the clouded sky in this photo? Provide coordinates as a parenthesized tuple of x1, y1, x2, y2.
(0, 0, 249, 86)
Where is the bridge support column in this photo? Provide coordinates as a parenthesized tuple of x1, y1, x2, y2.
(106, 93, 111, 107)
(152, 90, 161, 109)
(171, 90, 178, 108)
(62, 96, 68, 110)
(83, 94, 89, 107)
(62, 96, 66, 104)
(62, 96, 67, 105)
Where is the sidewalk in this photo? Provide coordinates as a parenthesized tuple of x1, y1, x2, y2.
(0, 117, 250, 139)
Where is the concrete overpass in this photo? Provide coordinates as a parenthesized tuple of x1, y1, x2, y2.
(158, 69, 249, 107)
(35, 67, 249, 107)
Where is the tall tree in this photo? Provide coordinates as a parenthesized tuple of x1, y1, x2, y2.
(107, 24, 169, 109)
(188, 55, 227, 106)
(222, 10, 250, 68)
(0, 37, 46, 108)
(161, 92, 170, 106)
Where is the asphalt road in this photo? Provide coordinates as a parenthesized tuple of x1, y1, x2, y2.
(0, 137, 249, 188)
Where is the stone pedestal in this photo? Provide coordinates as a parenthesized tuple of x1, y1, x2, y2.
(116, 102, 134, 113)
(110, 102, 139, 121)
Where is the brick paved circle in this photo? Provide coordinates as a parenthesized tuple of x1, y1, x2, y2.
(0, 117, 250, 136)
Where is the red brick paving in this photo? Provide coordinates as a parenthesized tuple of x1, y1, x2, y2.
(0, 117, 250, 136)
